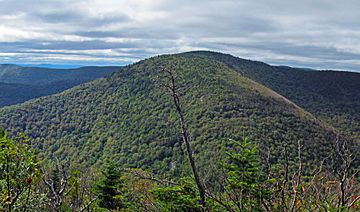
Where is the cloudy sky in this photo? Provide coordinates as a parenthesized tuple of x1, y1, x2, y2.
(0, 0, 360, 71)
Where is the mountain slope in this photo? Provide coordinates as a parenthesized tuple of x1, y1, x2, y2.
(0, 82, 45, 106)
(0, 64, 120, 85)
(0, 65, 121, 107)
(183, 51, 360, 140)
(0, 54, 342, 180)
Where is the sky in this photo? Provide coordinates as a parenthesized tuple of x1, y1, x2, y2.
(0, 0, 360, 71)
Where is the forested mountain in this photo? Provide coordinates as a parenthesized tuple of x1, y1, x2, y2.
(0, 64, 120, 85)
(0, 53, 352, 181)
(0, 65, 121, 107)
(184, 51, 360, 140)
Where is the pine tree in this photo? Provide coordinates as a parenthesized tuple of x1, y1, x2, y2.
(224, 137, 266, 211)
(95, 161, 124, 210)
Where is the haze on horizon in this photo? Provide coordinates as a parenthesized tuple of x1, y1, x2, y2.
(0, 0, 360, 72)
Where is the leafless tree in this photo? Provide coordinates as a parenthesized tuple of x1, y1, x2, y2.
(330, 136, 359, 209)
(157, 65, 207, 207)
(42, 160, 76, 211)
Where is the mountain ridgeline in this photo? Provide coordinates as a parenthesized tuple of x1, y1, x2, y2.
(182, 51, 360, 139)
(1, 52, 357, 181)
(0, 64, 121, 107)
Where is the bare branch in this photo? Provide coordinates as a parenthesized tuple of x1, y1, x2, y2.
(126, 169, 179, 186)
(157, 66, 206, 207)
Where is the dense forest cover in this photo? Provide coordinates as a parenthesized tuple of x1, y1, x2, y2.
(1, 52, 360, 210)
(0, 65, 120, 107)
(0, 65, 120, 85)
(1, 124, 359, 210)
(183, 51, 360, 140)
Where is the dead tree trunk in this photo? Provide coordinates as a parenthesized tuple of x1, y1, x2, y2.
(158, 66, 206, 207)
(43, 160, 76, 211)
(331, 137, 355, 208)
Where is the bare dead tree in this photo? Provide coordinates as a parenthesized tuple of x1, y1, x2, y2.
(127, 168, 180, 186)
(157, 66, 207, 207)
(330, 136, 357, 208)
(306, 157, 329, 210)
(78, 197, 97, 212)
(290, 140, 302, 212)
(279, 143, 290, 211)
(68, 167, 100, 212)
(43, 160, 76, 211)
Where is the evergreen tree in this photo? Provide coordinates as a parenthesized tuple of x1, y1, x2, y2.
(224, 137, 267, 211)
(95, 161, 124, 210)
(152, 177, 202, 211)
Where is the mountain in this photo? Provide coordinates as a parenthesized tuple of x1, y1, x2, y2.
(183, 51, 360, 140)
(0, 82, 53, 106)
(0, 65, 121, 107)
(0, 64, 121, 85)
(0, 53, 348, 181)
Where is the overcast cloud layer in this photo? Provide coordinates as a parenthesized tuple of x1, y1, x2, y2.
(0, 0, 360, 71)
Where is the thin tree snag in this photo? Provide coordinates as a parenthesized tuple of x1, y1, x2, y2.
(127, 169, 180, 186)
(290, 140, 302, 212)
(43, 160, 76, 211)
(158, 66, 207, 207)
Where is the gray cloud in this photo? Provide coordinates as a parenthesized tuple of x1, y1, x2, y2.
(0, 0, 359, 71)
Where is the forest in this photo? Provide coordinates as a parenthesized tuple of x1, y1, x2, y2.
(1, 121, 359, 211)
(1, 52, 360, 211)
(0, 65, 120, 107)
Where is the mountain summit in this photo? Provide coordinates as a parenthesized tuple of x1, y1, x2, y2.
(1, 52, 352, 178)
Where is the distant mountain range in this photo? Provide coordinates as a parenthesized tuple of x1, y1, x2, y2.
(0, 64, 121, 107)
(1, 51, 358, 180)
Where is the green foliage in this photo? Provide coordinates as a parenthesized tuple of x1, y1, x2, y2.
(95, 161, 125, 210)
(63, 167, 100, 211)
(183, 51, 360, 140)
(224, 137, 264, 210)
(225, 137, 261, 209)
(152, 178, 202, 211)
(0, 65, 120, 107)
(0, 129, 40, 211)
(0, 65, 120, 85)
(0, 51, 359, 210)
(0, 53, 341, 183)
